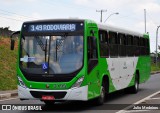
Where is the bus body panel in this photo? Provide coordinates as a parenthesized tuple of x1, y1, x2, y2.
(85, 22, 101, 100)
(18, 85, 88, 100)
(106, 57, 138, 90)
(15, 19, 150, 102)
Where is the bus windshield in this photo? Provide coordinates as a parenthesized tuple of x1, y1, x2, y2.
(20, 35, 83, 74)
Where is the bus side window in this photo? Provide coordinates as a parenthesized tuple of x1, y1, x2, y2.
(144, 39, 149, 55)
(145, 38, 149, 55)
(126, 35, 133, 56)
(118, 33, 126, 57)
(99, 30, 109, 57)
(143, 38, 146, 55)
(109, 31, 118, 57)
(134, 36, 139, 56)
(139, 37, 141, 56)
(139, 37, 145, 56)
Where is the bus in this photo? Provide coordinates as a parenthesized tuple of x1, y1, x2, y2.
(10, 19, 150, 105)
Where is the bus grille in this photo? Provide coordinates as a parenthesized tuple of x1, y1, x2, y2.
(30, 91, 67, 99)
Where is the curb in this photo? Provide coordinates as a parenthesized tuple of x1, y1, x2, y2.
(0, 91, 18, 100)
(150, 71, 160, 75)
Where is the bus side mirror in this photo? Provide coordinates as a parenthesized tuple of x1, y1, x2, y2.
(10, 31, 20, 50)
(11, 39, 15, 50)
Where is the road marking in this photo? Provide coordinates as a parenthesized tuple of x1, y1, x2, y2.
(0, 97, 18, 102)
(149, 97, 160, 100)
(116, 90, 160, 113)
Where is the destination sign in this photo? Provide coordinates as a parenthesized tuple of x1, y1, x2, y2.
(28, 24, 76, 32)
(22, 21, 84, 35)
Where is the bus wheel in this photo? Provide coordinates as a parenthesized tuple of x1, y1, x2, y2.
(44, 101, 55, 106)
(131, 74, 139, 93)
(125, 74, 139, 94)
(94, 85, 105, 105)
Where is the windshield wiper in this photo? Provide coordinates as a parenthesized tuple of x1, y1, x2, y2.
(35, 36, 46, 51)
(44, 39, 48, 62)
(35, 36, 48, 62)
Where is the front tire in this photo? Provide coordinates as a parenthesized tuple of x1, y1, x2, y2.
(94, 85, 105, 105)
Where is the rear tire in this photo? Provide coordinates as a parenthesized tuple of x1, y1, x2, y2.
(131, 75, 139, 93)
(125, 74, 139, 94)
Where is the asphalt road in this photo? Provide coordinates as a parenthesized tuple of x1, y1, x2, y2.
(0, 73, 160, 113)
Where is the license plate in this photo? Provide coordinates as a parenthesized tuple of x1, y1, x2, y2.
(42, 95, 55, 100)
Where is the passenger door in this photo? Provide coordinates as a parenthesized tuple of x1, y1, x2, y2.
(87, 28, 100, 99)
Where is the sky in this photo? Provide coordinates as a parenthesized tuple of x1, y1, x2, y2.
(0, 0, 160, 52)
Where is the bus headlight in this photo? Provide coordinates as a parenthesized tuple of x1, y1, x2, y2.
(17, 76, 27, 88)
(71, 76, 84, 88)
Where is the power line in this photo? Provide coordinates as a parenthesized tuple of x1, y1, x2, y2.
(0, 12, 27, 20)
(0, 11, 30, 22)
(96, 9, 107, 22)
(0, 15, 23, 22)
(0, 9, 39, 20)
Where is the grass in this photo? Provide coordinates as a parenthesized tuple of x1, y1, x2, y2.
(151, 62, 160, 72)
(0, 37, 18, 90)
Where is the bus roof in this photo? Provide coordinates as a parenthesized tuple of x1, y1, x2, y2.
(98, 23, 144, 37)
(22, 18, 147, 37)
(23, 19, 85, 24)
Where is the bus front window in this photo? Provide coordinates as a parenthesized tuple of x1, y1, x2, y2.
(20, 35, 83, 74)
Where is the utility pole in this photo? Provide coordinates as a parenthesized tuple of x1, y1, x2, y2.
(96, 9, 107, 22)
(144, 9, 146, 33)
(156, 26, 160, 66)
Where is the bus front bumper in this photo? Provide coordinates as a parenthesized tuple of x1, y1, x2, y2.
(18, 85, 88, 101)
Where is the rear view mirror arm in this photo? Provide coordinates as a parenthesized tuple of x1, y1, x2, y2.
(10, 31, 20, 50)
